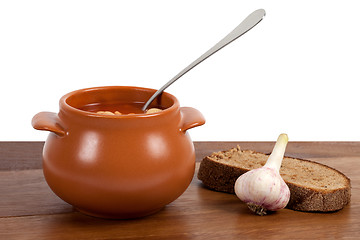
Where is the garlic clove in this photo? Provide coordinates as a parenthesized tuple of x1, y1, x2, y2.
(234, 134, 290, 215)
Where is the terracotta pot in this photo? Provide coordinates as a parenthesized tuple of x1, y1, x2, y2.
(32, 86, 205, 219)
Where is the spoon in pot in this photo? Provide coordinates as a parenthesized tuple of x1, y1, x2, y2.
(142, 9, 266, 112)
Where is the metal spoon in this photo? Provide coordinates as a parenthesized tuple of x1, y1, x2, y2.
(142, 9, 266, 111)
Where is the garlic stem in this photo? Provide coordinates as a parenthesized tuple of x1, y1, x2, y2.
(264, 133, 288, 171)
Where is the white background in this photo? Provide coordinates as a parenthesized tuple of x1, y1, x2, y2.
(1, 0, 359, 141)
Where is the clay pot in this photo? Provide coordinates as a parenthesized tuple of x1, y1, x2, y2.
(32, 86, 205, 219)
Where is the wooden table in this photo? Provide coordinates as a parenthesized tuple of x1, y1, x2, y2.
(1, 141, 359, 239)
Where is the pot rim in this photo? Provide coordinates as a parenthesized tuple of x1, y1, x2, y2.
(59, 86, 180, 119)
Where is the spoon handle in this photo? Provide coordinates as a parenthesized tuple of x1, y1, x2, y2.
(142, 9, 266, 111)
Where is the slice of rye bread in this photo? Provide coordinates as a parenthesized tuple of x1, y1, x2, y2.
(197, 146, 351, 212)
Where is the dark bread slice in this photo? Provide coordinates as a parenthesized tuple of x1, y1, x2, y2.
(197, 146, 351, 212)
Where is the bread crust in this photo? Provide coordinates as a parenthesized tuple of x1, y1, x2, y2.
(197, 150, 351, 212)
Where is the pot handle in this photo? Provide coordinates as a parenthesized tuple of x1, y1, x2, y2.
(32, 112, 66, 137)
(179, 107, 206, 132)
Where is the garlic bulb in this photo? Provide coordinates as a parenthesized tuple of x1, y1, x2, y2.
(234, 133, 290, 215)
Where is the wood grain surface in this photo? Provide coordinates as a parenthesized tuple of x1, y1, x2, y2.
(1, 141, 359, 239)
